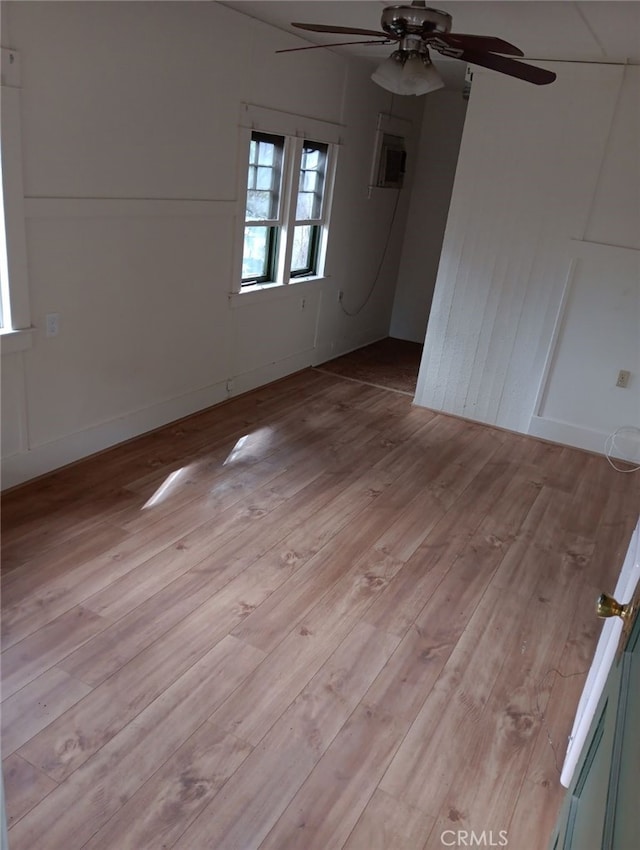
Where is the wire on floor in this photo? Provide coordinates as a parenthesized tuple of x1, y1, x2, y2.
(604, 426, 640, 473)
(534, 666, 589, 775)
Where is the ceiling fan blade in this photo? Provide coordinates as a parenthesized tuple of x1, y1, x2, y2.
(435, 32, 524, 57)
(452, 49, 556, 85)
(277, 39, 391, 54)
(292, 22, 395, 39)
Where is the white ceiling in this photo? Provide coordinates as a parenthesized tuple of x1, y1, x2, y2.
(220, 1, 640, 89)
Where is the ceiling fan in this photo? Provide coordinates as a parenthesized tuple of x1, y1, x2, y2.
(277, 1, 556, 95)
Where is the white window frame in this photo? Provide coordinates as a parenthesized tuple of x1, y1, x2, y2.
(289, 139, 331, 279)
(1, 47, 32, 354)
(242, 131, 286, 284)
(232, 104, 342, 297)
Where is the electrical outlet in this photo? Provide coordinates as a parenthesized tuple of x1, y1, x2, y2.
(45, 313, 60, 337)
(616, 370, 631, 388)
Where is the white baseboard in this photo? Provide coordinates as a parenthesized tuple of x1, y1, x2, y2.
(312, 330, 388, 367)
(528, 415, 608, 456)
(1, 380, 230, 490)
(1, 334, 393, 490)
(230, 349, 317, 397)
(1, 349, 332, 490)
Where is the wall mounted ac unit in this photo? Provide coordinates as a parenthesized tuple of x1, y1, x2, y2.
(369, 112, 411, 193)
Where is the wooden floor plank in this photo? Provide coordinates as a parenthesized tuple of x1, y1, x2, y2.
(0, 503, 138, 574)
(57, 484, 351, 687)
(379, 473, 601, 843)
(3, 372, 360, 584)
(6, 636, 265, 850)
(341, 788, 435, 850)
(507, 478, 638, 844)
(171, 621, 399, 850)
(2, 753, 57, 829)
(1, 369, 336, 523)
(1, 667, 93, 757)
(17, 579, 270, 782)
(377, 486, 557, 810)
(256, 690, 409, 850)
(364, 463, 538, 638)
(1, 606, 111, 698)
(228, 425, 447, 655)
(1, 369, 638, 850)
(79, 462, 332, 622)
(1, 522, 131, 604)
(425, 535, 591, 844)
(271, 488, 549, 850)
(1, 455, 322, 646)
(211, 546, 406, 747)
(2, 507, 211, 636)
(80, 722, 253, 850)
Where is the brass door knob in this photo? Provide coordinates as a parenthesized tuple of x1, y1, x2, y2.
(597, 593, 635, 622)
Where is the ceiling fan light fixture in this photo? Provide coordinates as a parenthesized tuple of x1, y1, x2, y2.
(371, 51, 406, 93)
(371, 50, 444, 96)
(401, 52, 445, 95)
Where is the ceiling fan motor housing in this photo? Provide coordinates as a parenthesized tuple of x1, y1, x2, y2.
(380, 6, 452, 39)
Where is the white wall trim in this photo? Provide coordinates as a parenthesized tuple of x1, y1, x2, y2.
(2, 329, 391, 489)
(0, 326, 33, 354)
(239, 102, 345, 145)
(24, 197, 236, 219)
(1, 379, 231, 490)
(531, 255, 577, 418)
(229, 275, 329, 308)
(528, 415, 610, 456)
(530, 237, 640, 425)
(570, 237, 640, 263)
(230, 348, 318, 397)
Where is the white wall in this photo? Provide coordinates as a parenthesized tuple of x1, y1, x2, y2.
(390, 89, 467, 343)
(415, 62, 640, 456)
(0, 1, 423, 488)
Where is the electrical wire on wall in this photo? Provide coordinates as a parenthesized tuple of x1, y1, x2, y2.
(339, 185, 402, 318)
(340, 91, 405, 318)
(604, 426, 640, 473)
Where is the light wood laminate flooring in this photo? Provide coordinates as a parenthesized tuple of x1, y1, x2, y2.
(2, 369, 639, 850)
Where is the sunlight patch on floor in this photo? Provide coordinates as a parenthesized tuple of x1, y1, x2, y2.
(222, 428, 273, 466)
(142, 467, 189, 509)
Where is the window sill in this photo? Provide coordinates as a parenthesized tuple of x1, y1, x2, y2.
(1, 327, 34, 355)
(229, 275, 329, 308)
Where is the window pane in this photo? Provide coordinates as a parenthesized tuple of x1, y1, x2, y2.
(257, 143, 274, 166)
(290, 225, 314, 274)
(245, 133, 284, 222)
(246, 190, 275, 221)
(295, 193, 314, 221)
(295, 141, 328, 221)
(302, 171, 317, 192)
(256, 167, 273, 190)
(242, 226, 273, 280)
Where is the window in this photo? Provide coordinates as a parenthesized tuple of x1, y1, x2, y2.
(1, 48, 32, 353)
(239, 126, 336, 289)
(243, 133, 284, 283)
(291, 141, 328, 278)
